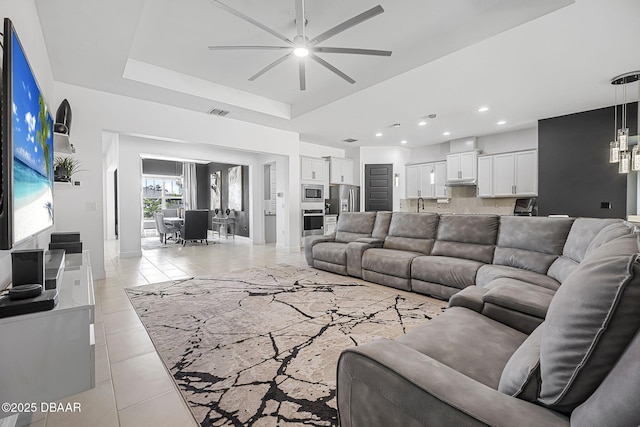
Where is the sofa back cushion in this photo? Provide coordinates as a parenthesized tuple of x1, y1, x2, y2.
(383, 212, 438, 254)
(571, 329, 640, 426)
(431, 214, 499, 264)
(547, 219, 630, 283)
(493, 216, 574, 274)
(335, 212, 377, 243)
(371, 211, 392, 240)
(538, 233, 640, 413)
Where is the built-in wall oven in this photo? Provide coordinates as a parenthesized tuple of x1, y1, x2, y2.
(302, 209, 324, 237)
(302, 184, 324, 202)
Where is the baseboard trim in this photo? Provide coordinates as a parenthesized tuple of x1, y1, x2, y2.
(119, 250, 142, 259)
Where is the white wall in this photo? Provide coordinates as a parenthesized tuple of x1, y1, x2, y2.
(116, 135, 263, 257)
(358, 146, 412, 211)
(49, 79, 301, 274)
(409, 127, 538, 164)
(299, 141, 345, 158)
(0, 0, 56, 288)
(478, 127, 538, 154)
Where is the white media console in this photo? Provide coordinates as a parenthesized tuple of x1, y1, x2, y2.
(0, 251, 95, 410)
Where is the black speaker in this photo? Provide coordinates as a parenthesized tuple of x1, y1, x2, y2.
(11, 249, 45, 287)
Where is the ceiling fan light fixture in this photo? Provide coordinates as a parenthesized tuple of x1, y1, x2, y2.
(294, 46, 309, 57)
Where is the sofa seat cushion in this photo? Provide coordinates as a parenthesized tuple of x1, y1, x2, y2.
(312, 242, 347, 266)
(483, 279, 555, 319)
(396, 307, 527, 389)
(362, 248, 422, 279)
(412, 256, 484, 290)
(476, 264, 560, 290)
(539, 233, 640, 413)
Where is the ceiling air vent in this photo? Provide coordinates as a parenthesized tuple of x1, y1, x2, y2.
(207, 107, 230, 116)
(342, 138, 358, 143)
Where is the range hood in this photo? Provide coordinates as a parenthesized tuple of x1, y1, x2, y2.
(446, 179, 477, 187)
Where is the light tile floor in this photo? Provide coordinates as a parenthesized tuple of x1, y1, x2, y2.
(16, 234, 309, 427)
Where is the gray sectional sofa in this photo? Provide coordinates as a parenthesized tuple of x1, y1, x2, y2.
(304, 212, 640, 426)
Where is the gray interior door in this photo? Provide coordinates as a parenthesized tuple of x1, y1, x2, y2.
(364, 164, 393, 211)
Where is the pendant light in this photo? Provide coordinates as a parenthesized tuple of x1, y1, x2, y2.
(609, 71, 640, 173)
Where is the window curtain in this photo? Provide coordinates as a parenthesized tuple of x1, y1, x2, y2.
(183, 162, 198, 210)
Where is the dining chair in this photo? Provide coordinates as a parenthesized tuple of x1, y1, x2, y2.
(154, 212, 179, 244)
(180, 210, 209, 246)
(162, 208, 179, 218)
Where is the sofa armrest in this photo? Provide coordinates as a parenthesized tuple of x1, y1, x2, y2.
(304, 234, 335, 266)
(346, 240, 384, 278)
(448, 286, 489, 312)
(338, 339, 569, 427)
(354, 237, 385, 245)
(477, 280, 555, 333)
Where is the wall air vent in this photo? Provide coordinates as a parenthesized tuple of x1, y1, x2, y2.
(207, 108, 230, 116)
(343, 138, 358, 143)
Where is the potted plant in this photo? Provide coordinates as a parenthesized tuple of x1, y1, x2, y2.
(54, 155, 84, 182)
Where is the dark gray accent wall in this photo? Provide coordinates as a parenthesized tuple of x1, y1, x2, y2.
(538, 103, 637, 218)
(195, 164, 209, 210)
(141, 159, 183, 176)
(206, 162, 250, 238)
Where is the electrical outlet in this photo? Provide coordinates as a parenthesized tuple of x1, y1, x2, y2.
(600, 202, 612, 209)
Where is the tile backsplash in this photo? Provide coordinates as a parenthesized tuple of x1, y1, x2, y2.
(402, 186, 517, 215)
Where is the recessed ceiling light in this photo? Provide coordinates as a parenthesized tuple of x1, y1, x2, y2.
(497, 120, 507, 125)
(375, 132, 383, 137)
(401, 140, 407, 144)
(478, 106, 489, 112)
(443, 131, 451, 136)
(418, 121, 427, 126)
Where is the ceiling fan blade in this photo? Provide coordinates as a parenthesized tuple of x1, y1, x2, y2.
(299, 59, 306, 91)
(248, 52, 293, 81)
(314, 47, 392, 56)
(208, 45, 291, 51)
(213, 0, 294, 46)
(309, 54, 355, 84)
(295, 0, 305, 39)
(310, 5, 384, 46)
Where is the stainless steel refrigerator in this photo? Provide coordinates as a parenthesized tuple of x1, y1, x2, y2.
(329, 184, 360, 213)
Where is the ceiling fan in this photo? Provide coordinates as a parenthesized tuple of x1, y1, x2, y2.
(208, 0, 392, 90)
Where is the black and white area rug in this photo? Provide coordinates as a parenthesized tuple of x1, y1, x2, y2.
(126, 264, 446, 426)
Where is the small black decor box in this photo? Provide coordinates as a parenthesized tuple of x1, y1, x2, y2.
(49, 231, 82, 254)
(11, 249, 44, 287)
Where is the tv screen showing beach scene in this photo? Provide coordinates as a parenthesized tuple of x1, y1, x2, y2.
(10, 25, 54, 245)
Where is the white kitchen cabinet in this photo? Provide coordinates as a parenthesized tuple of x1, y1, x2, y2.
(493, 153, 516, 196)
(514, 150, 538, 196)
(434, 161, 447, 198)
(405, 162, 446, 199)
(406, 165, 421, 198)
(446, 151, 477, 182)
(301, 157, 325, 182)
(325, 215, 337, 235)
(477, 156, 493, 197)
(477, 150, 538, 198)
(329, 157, 354, 185)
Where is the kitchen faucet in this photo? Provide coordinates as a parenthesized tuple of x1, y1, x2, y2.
(417, 197, 425, 212)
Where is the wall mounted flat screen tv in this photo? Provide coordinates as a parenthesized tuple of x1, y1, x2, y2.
(0, 18, 54, 250)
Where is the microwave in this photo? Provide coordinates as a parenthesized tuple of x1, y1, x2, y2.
(302, 184, 324, 202)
